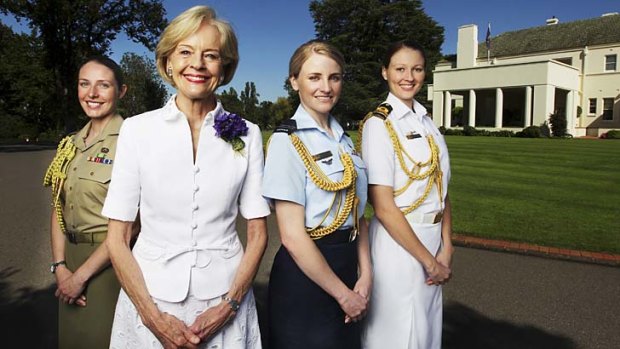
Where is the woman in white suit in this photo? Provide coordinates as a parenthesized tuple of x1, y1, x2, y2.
(102, 6, 269, 348)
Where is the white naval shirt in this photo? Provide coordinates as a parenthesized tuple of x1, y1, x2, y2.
(102, 96, 270, 302)
(361, 93, 451, 214)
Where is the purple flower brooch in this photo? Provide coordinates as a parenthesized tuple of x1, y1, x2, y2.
(213, 112, 249, 154)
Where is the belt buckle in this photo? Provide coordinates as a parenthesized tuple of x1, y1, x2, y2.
(433, 212, 444, 224)
(67, 232, 77, 244)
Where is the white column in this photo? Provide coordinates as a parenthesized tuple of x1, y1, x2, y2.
(468, 89, 476, 127)
(444, 91, 452, 128)
(533, 85, 555, 126)
(566, 90, 575, 135)
(524, 86, 532, 127)
(432, 91, 444, 127)
(495, 88, 503, 128)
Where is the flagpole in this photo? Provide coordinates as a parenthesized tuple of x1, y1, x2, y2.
(486, 22, 491, 64)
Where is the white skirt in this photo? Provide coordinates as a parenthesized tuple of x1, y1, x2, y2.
(110, 288, 262, 349)
(362, 215, 443, 349)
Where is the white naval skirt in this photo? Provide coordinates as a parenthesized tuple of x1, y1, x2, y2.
(362, 214, 443, 349)
(109, 288, 262, 349)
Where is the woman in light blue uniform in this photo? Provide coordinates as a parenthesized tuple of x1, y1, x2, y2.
(263, 40, 371, 349)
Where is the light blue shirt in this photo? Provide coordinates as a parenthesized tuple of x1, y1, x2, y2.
(263, 105, 367, 230)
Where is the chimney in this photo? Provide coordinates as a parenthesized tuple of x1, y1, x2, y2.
(457, 24, 478, 68)
(546, 16, 559, 25)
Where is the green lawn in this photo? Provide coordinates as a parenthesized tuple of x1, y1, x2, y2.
(447, 137, 620, 254)
(263, 131, 620, 254)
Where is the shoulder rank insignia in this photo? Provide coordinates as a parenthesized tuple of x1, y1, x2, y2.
(274, 119, 297, 134)
(372, 102, 393, 120)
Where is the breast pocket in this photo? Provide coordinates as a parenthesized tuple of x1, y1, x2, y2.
(314, 152, 344, 181)
(76, 164, 112, 203)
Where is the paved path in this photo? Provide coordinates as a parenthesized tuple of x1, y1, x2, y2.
(1, 149, 618, 348)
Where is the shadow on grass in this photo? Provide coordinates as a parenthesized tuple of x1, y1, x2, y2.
(0, 267, 57, 348)
(443, 301, 576, 349)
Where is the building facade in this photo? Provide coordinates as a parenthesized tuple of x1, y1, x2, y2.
(429, 14, 620, 136)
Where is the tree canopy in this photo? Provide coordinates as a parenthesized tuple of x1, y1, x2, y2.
(307, 0, 444, 122)
(118, 52, 168, 118)
(0, 0, 167, 134)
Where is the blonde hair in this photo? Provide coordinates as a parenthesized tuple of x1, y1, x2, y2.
(289, 40, 345, 78)
(155, 5, 239, 86)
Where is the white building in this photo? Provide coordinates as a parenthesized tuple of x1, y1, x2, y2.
(429, 14, 620, 136)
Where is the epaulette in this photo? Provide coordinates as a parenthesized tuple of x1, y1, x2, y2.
(371, 102, 392, 120)
(274, 119, 297, 134)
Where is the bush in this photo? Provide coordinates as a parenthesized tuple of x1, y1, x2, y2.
(606, 130, 620, 139)
(549, 113, 567, 137)
(490, 130, 515, 137)
(444, 128, 463, 136)
(438, 126, 446, 135)
(517, 126, 542, 138)
(463, 125, 477, 136)
(540, 121, 551, 137)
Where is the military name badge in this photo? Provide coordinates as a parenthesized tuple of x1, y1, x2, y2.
(406, 131, 422, 140)
(313, 150, 333, 165)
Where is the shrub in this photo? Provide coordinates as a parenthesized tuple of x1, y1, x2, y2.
(438, 126, 446, 135)
(490, 130, 515, 137)
(540, 121, 551, 138)
(549, 113, 567, 137)
(606, 130, 620, 139)
(517, 126, 542, 138)
(463, 125, 477, 136)
(444, 128, 463, 136)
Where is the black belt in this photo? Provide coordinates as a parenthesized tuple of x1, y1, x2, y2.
(66, 231, 107, 245)
(313, 228, 354, 246)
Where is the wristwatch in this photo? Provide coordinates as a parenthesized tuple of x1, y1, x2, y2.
(222, 296, 240, 312)
(50, 260, 66, 274)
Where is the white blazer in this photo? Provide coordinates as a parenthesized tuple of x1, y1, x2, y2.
(102, 96, 270, 302)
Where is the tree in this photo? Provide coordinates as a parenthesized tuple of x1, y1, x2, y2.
(0, 23, 55, 138)
(271, 97, 295, 127)
(217, 87, 244, 116)
(118, 53, 168, 117)
(240, 81, 260, 122)
(308, 0, 444, 122)
(1, 0, 167, 131)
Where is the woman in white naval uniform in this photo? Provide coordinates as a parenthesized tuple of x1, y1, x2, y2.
(360, 40, 454, 349)
(102, 6, 269, 349)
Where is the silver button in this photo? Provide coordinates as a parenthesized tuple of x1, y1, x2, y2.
(193, 185, 200, 192)
(192, 203, 199, 211)
(191, 223, 198, 229)
(193, 166, 200, 173)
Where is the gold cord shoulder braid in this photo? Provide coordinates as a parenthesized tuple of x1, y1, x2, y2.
(269, 120, 359, 240)
(357, 103, 443, 214)
(43, 135, 77, 233)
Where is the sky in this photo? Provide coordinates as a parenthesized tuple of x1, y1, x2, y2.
(2, 0, 619, 102)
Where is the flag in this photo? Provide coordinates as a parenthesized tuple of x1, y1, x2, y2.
(485, 23, 491, 49)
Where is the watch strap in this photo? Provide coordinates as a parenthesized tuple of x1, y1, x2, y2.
(222, 295, 240, 312)
(50, 260, 66, 273)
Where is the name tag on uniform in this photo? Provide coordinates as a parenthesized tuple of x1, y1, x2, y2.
(406, 131, 421, 140)
(313, 150, 333, 164)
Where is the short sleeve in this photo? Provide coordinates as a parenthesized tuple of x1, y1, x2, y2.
(361, 117, 395, 187)
(102, 119, 140, 221)
(238, 123, 271, 219)
(262, 132, 306, 206)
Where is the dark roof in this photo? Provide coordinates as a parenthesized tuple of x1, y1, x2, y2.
(477, 15, 620, 58)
